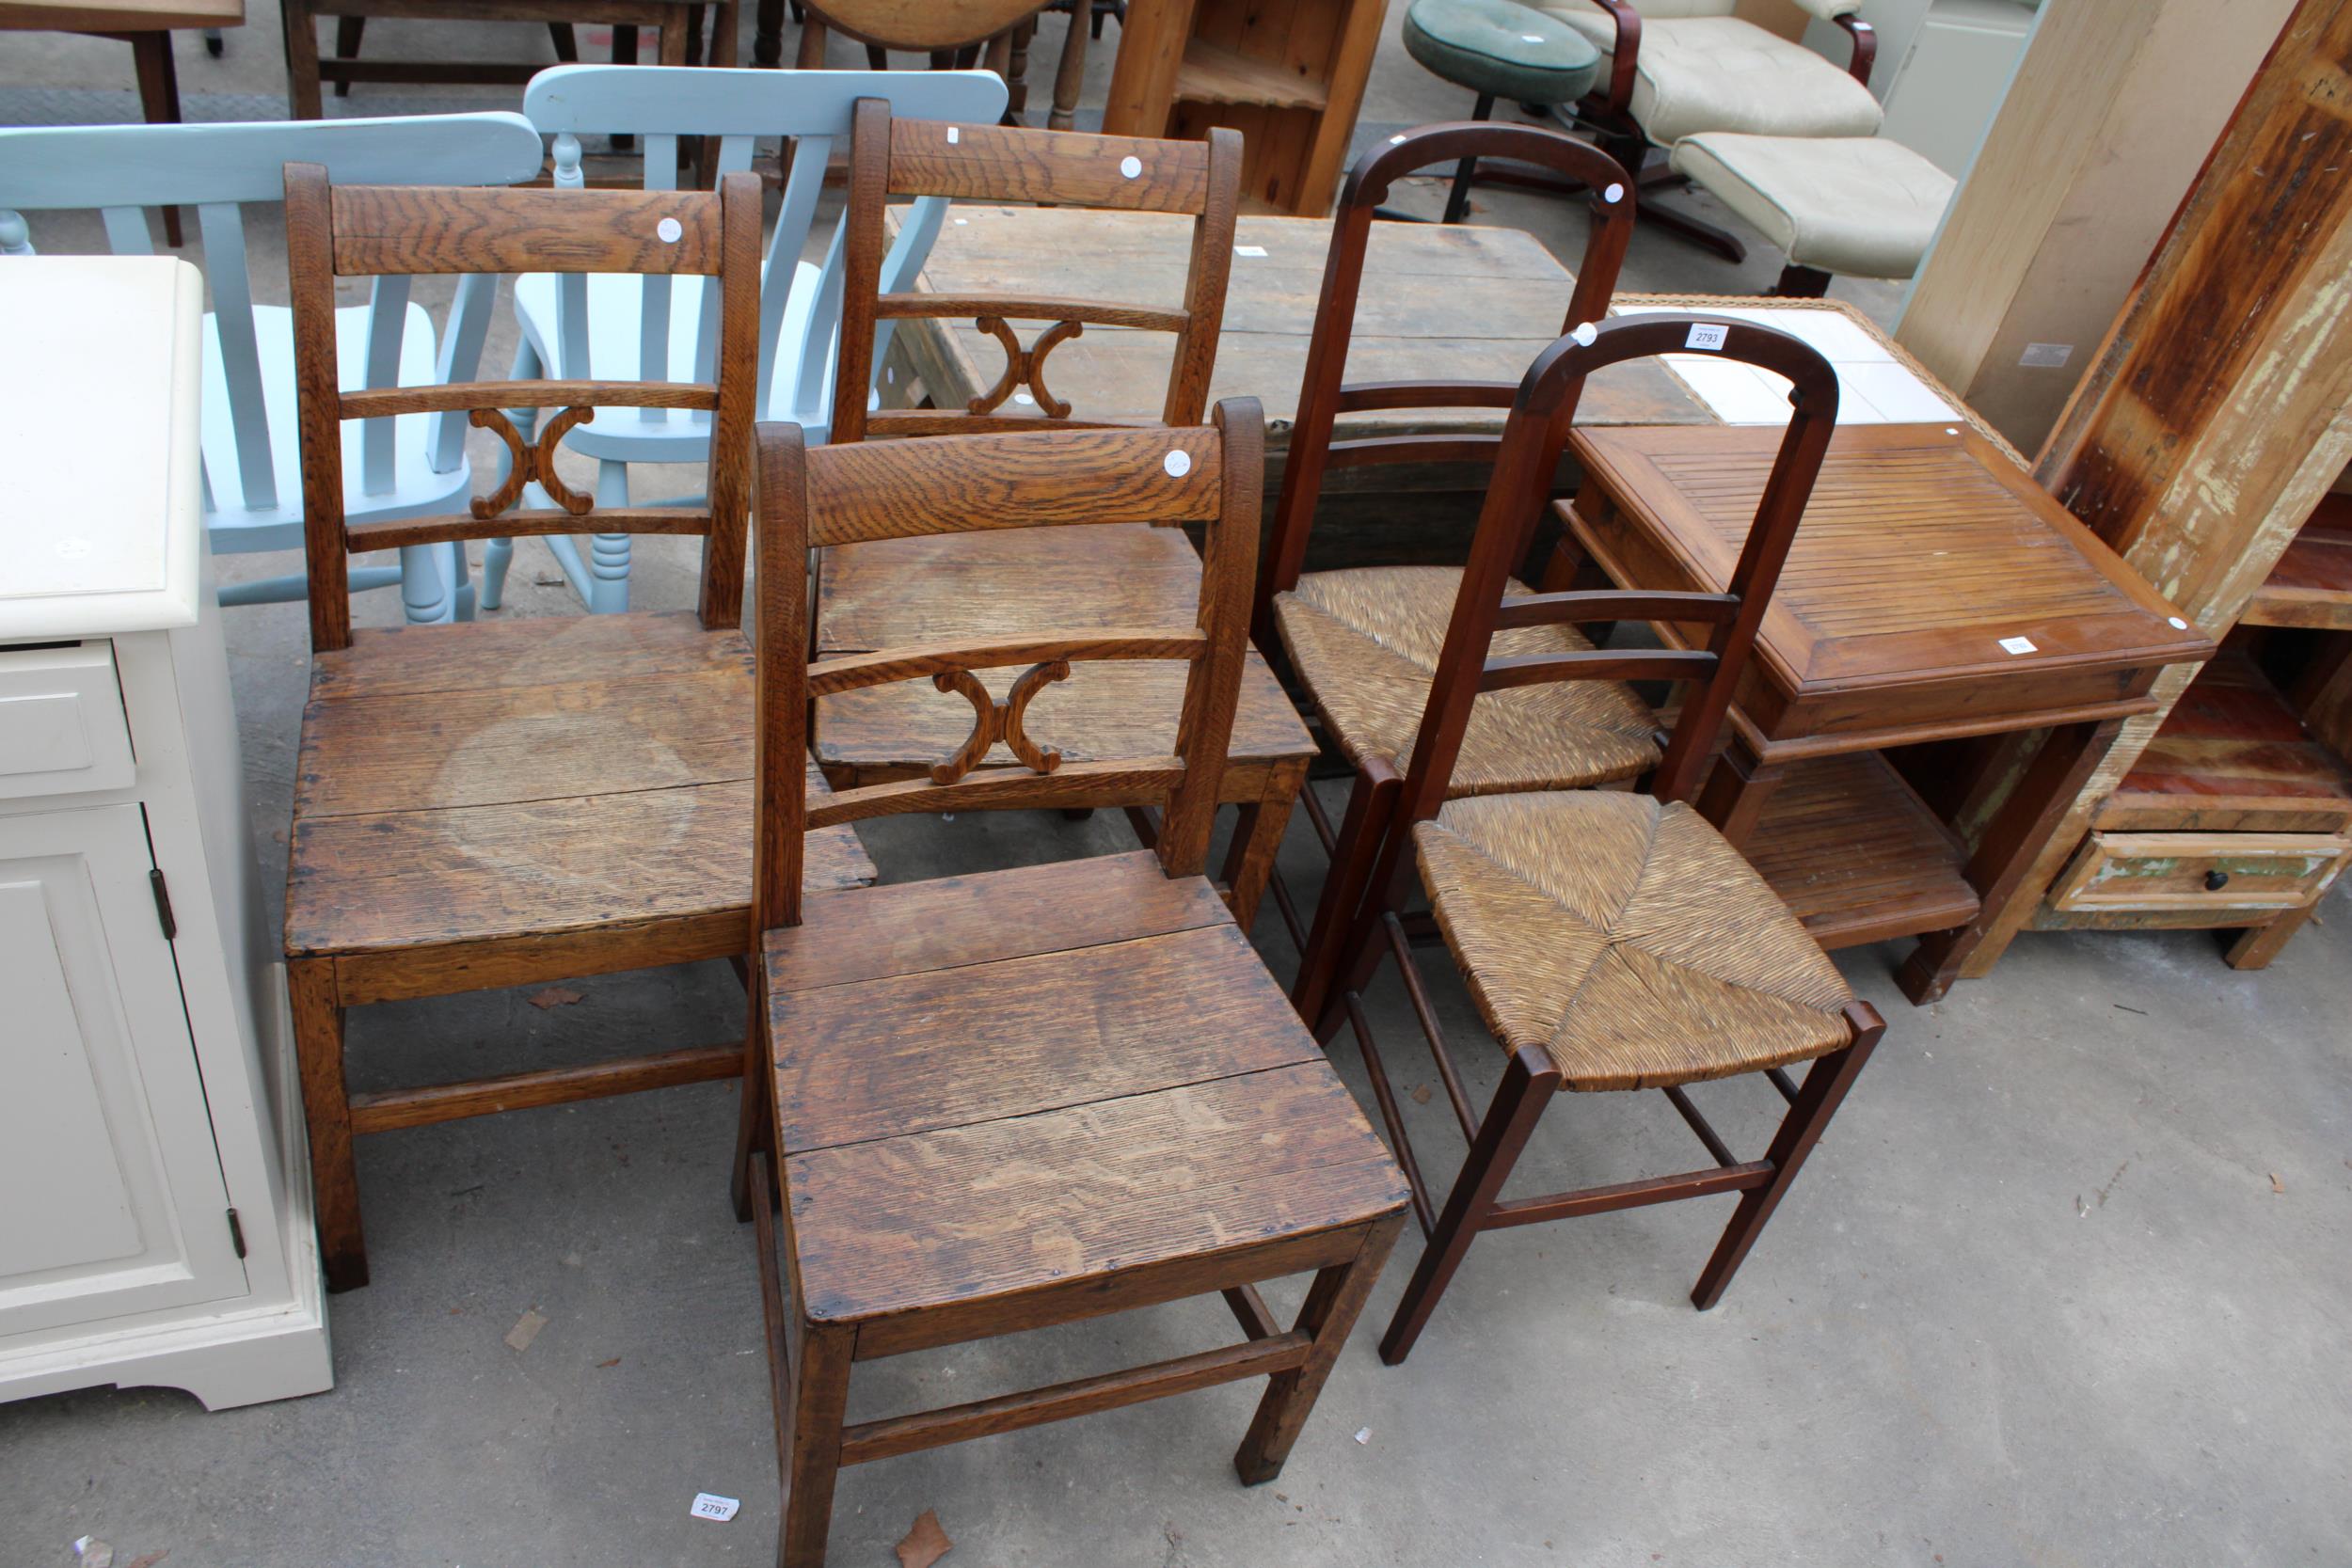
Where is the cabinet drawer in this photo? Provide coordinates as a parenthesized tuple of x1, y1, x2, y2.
(0, 641, 134, 800)
(2049, 832, 2352, 913)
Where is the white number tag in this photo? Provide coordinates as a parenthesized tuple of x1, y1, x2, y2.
(1685, 323, 1729, 352)
(691, 1494, 741, 1522)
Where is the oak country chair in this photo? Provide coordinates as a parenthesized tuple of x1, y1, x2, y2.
(812, 102, 1317, 932)
(0, 115, 547, 622)
(1547, 0, 1880, 259)
(739, 407, 1408, 1568)
(279, 167, 876, 1292)
(482, 64, 1007, 614)
(1306, 315, 1886, 1361)
(1255, 122, 1656, 1005)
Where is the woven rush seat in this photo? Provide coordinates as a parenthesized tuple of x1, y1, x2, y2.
(1414, 789, 1855, 1090)
(1273, 565, 1661, 794)
(288, 610, 874, 961)
(764, 852, 1409, 1324)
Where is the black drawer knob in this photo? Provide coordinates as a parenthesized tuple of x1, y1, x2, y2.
(2204, 869, 2231, 892)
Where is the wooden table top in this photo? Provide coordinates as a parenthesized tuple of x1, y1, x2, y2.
(1569, 420, 2217, 754)
(884, 205, 1708, 443)
(0, 0, 242, 31)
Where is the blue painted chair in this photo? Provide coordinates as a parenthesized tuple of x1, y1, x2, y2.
(0, 115, 548, 623)
(488, 64, 1009, 614)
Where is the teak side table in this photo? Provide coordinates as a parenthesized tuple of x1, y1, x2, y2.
(1564, 420, 2217, 1004)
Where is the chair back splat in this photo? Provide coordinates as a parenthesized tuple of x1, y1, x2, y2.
(752, 400, 1265, 930)
(829, 98, 1244, 443)
(1255, 121, 1635, 645)
(283, 166, 767, 653)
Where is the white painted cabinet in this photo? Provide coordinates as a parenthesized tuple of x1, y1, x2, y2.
(1809, 0, 2040, 175)
(0, 257, 331, 1409)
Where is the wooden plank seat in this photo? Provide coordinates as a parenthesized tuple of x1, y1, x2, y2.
(1248, 123, 1651, 990)
(289, 611, 874, 980)
(742, 410, 1407, 1566)
(1302, 316, 1886, 1364)
(278, 168, 811, 1291)
(808, 105, 1320, 932)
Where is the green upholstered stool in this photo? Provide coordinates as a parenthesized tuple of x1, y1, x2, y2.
(1403, 0, 1601, 221)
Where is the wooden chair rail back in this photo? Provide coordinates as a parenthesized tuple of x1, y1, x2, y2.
(829, 99, 1243, 444)
(1398, 314, 1838, 828)
(751, 403, 1265, 929)
(1258, 122, 1635, 623)
(0, 115, 547, 525)
(285, 166, 767, 652)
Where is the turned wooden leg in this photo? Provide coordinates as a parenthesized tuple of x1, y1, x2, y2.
(288, 958, 368, 1291)
(1691, 1001, 1883, 1308)
(754, 0, 784, 63)
(1233, 1212, 1404, 1482)
(1049, 0, 1089, 131)
(779, 1319, 855, 1568)
(1380, 1045, 1558, 1363)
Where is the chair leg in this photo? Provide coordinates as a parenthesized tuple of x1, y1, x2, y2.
(1690, 1001, 1884, 1309)
(780, 1319, 856, 1568)
(586, 460, 632, 614)
(331, 15, 362, 94)
(447, 541, 475, 622)
(1291, 761, 1402, 1037)
(755, 0, 786, 64)
(1772, 263, 1834, 298)
(1442, 93, 1494, 224)
(398, 542, 456, 624)
(1233, 1212, 1406, 1482)
(282, 0, 325, 119)
(123, 33, 184, 245)
(1379, 1045, 1558, 1364)
(288, 958, 368, 1291)
(1050, 0, 1089, 132)
(548, 20, 579, 61)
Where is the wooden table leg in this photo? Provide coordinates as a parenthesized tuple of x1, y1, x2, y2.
(1050, 0, 1089, 130)
(1220, 757, 1307, 937)
(282, 0, 326, 119)
(1693, 732, 1788, 851)
(122, 31, 185, 245)
(1899, 718, 2124, 1004)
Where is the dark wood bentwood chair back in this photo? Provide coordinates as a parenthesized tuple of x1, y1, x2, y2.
(1256, 121, 1635, 642)
(287, 166, 764, 653)
(739, 404, 1410, 1566)
(828, 97, 1243, 442)
(1308, 314, 1889, 1366)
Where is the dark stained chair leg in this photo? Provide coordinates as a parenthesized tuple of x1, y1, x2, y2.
(1234, 1212, 1405, 1482)
(1772, 262, 1833, 298)
(548, 20, 579, 60)
(1442, 92, 1495, 223)
(1290, 760, 1401, 1035)
(755, 0, 785, 63)
(1690, 1002, 1884, 1308)
(288, 958, 368, 1291)
(331, 15, 363, 94)
(123, 32, 185, 245)
(1379, 1044, 1559, 1364)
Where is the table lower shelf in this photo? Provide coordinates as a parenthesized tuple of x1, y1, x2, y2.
(1739, 751, 1980, 950)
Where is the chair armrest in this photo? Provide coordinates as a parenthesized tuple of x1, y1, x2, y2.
(1584, 0, 1645, 119)
(1833, 11, 1875, 87)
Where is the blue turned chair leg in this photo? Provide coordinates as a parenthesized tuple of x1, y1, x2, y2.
(1443, 93, 1496, 223)
(481, 338, 542, 611)
(585, 459, 631, 614)
(398, 543, 456, 624)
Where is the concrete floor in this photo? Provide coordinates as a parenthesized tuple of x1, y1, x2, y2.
(5, 11, 2350, 1568)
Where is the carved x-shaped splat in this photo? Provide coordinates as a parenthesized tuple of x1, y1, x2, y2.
(968, 317, 1083, 419)
(930, 659, 1073, 784)
(469, 405, 597, 519)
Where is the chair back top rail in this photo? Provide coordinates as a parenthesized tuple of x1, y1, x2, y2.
(1259, 122, 1636, 626)
(520, 66, 1008, 427)
(285, 166, 765, 652)
(0, 114, 546, 515)
(751, 404, 1265, 931)
(1396, 314, 1839, 831)
(829, 99, 1243, 444)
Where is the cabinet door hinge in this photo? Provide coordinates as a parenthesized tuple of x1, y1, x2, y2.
(227, 1208, 247, 1259)
(150, 868, 177, 940)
